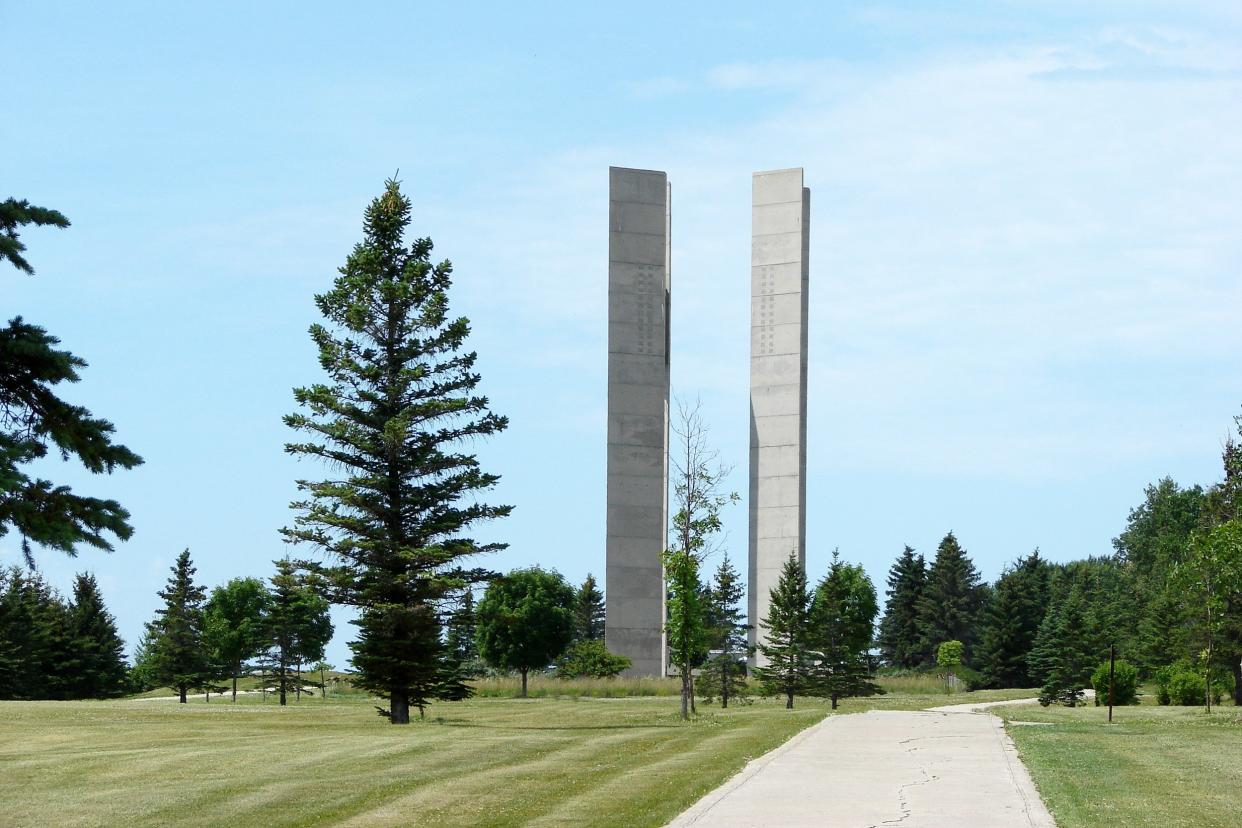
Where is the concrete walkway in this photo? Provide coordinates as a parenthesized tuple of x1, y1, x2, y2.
(667, 698, 1055, 828)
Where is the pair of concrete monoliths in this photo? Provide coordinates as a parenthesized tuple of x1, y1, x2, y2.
(605, 166, 809, 676)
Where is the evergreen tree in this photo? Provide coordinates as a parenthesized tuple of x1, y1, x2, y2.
(203, 577, 269, 702)
(976, 550, 1051, 688)
(916, 532, 985, 659)
(68, 573, 127, 698)
(476, 567, 576, 698)
(259, 559, 333, 706)
(282, 179, 511, 724)
(445, 588, 480, 665)
(145, 549, 210, 703)
(1031, 584, 1094, 706)
(1, 198, 142, 566)
(809, 551, 880, 709)
(754, 554, 815, 709)
(877, 546, 927, 668)
(0, 567, 76, 699)
(574, 573, 605, 642)
(700, 555, 750, 708)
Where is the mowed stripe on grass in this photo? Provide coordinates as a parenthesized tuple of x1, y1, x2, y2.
(0, 696, 824, 828)
(1002, 701, 1242, 828)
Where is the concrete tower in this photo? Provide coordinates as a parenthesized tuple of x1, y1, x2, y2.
(605, 166, 671, 677)
(748, 168, 809, 664)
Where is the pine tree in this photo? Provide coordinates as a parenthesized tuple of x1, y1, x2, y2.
(916, 532, 985, 659)
(145, 549, 210, 703)
(1031, 584, 1094, 706)
(260, 559, 333, 706)
(574, 573, 605, 642)
(282, 179, 511, 725)
(976, 551, 1051, 688)
(700, 556, 751, 708)
(877, 546, 927, 668)
(754, 554, 814, 709)
(809, 551, 880, 709)
(444, 589, 480, 665)
(1, 198, 142, 566)
(0, 567, 76, 699)
(68, 573, 127, 698)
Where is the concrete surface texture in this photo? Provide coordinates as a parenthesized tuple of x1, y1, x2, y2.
(748, 168, 810, 665)
(666, 700, 1055, 828)
(605, 166, 671, 677)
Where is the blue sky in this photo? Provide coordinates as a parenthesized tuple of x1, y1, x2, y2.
(5, 2, 1241, 667)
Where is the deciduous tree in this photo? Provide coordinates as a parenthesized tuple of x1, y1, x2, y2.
(476, 567, 575, 697)
(204, 577, 269, 702)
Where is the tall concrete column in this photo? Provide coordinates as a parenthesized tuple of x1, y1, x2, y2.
(606, 166, 671, 677)
(749, 168, 809, 665)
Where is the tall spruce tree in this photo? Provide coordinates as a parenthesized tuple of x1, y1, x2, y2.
(976, 551, 1051, 688)
(877, 546, 927, 669)
(573, 574, 605, 642)
(1, 198, 142, 566)
(700, 555, 750, 708)
(916, 532, 985, 660)
(145, 549, 210, 703)
(809, 551, 880, 709)
(754, 554, 814, 709)
(68, 573, 127, 698)
(283, 179, 511, 724)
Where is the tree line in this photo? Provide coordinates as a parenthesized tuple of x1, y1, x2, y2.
(5, 181, 1237, 720)
(874, 421, 1242, 707)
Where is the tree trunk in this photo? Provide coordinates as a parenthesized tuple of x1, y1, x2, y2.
(279, 658, 287, 706)
(179, 685, 187, 704)
(679, 664, 691, 720)
(1232, 657, 1241, 707)
(232, 672, 238, 703)
(296, 660, 302, 702)
(390, 691, 410, 725)
(831, 694, 839, 710)
(320, 666, 327, 701)
(785, 687, 794, 709)
(689, 674, 697, 716)
(205, 689, 210, 703)
(721, 662, 729, 709)
(520, 668, 528, 698)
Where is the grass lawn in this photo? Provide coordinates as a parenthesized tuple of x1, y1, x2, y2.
(0, 682, 1031, 827)
(1002, 697, 1242, 828)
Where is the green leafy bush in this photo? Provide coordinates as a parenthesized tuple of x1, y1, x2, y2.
(1090, 659, 1138, 706)
(1153, 664, 1225, 706)
(555, 639, 632, 679)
